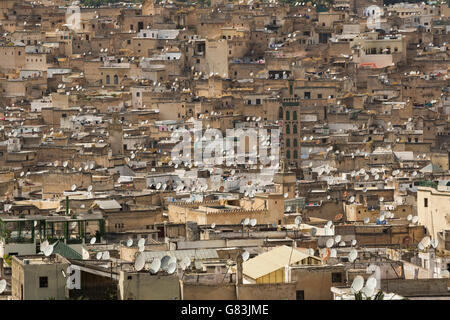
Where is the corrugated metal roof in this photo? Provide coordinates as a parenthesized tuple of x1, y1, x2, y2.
(242, 245, 320, 280)
(141, 249, 219, 261)
(53, 240, 82, 260)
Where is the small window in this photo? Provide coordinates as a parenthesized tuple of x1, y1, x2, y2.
(332, 273, 342, 283)
(39, 277, 48, 288)
(296, 290, 305, 300)
(424, 198, 428, 207)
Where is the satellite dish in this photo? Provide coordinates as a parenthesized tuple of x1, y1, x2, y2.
(94, 252, 101, 260)
(44, 245, 53, 257)
(365, 277, 377, 290)
(421, 236, 431, 248)
(0, 279, 6, 294)
(379, 197, 384, 202)
(161, 255, 171, 270)
(379, 215, 385, 222)
(243, 218, 250, 226)
(310, 227, 317, 236)
(149, 258, 161, 274)
(335, 235, 342, 243)
(242, 251, 250, 262)
(330, 248, 337, 258)
(284, 192, 288, 198)
(326, 221, 333, 228)
(294, 216, 302, 226)
(363, 217, 370, 224)
(348, 249, 358, 262)
(138, 238, 145, 247)
(307, 248, 315, 256)
(182, 256, 191, 269)
(71, 184, 77, 191)
(326, 238, 334, 248)
(88, 185, 93, 192)
(211, 223, 216, 229)
(351, 239, 357, 246)
(90, 237, 96, 245)
(349, 196, 355, 203)
(407, 215, 412, 221)
(138, 244, 145, 252)
(167, 262, 177, 274)
(431, 238, 439, 249)
(418, 242, 425, 251)
(339, 241, 345, 247)
(412, 216, 419, 224)
(41, 240, 49, 252)
(135, 254, 145, 271)
(127, 239, 133, 247)
(102, 251, 110, 260)
(351, 275, 365, 292)
(250, 218, 257, 227)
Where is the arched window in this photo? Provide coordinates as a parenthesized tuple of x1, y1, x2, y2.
(286, 124, 290, 134)
(278, 107, 283, 119)
(106, 75, 110, 84)
(285, 110, 290, 120)
(293, 111, 297, 120)
(293, 124, 298, 134)
(286, 139, 290, 147)
(294, 150, 298, 159)
(293, 138, 298, 147)
(286, 150, 291, 159)
(114, 75, 118, 84)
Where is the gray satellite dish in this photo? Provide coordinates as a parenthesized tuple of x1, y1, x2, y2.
(127, 239, 133, 247)
(326, 238, 334, 248)
(326, 221, 333, 228)
(284, 192, 288, 198)
(71, 184, 77, 191)
(250, 218, 257, 227)
(307, 248, 314, 256)
(90, 237, 96, 245)
(0, 279, 6, 294)
(134, 254, 145, 271)
(339, 241, 345, 247)
(149, 258, 161, 274)
(407, 215, 412, 221)
(351, 276, 364, 292)
(310, 227, 317, 236)
(96, 252, 102, 260)
(138, 244, 145, 252)
(161, 255, 171, 270)
(418, 242, 424, 251)
(44, 245, 53, 257)
(242, 251, 250, 262)
(167, 262, 177, 274)
(168, 257, 177, 267)
(272, 222, 277, 228)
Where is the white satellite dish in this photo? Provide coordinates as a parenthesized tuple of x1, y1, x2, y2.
(182, 256, 191, 269)
(135, 254, 145, 271)
(0, 279, 6, 294)
(326, 238, 334, 248)
(88, 185, 93, 192)
(90, 237, 96, 245)
(149, 258, 161, 274)
(243, 218, 250, 226)
(365, 277, 377, 290)
(127, 239, 133, 247)
(156, 183, 162, 190)
(284, 192, 288, 198)
(348, 249, 358, 262)
(250, 218, 257, 227)
(307, 248, 315, 256)
(379, 197, 384, 202)
(431, 238, 439, 249)
(41, 240, 49, 252)
(294, 216, 302, 226)
(211, 223, 216, 229)
(95, 252, 102, 260)
(412, 216, 419, 224)
(138, 244, 145, 252)
(421, 236, 431, 248)
(44, 245, 53, 257)
(242, 251, 250, 262)
(363, 217, 370, 224)
(138, 238, 145, 247)
(335, 235, 342, 243)
(351, 239, 357, 246)
(161, 255, 171, 270)
(330, 249, 337, 258)
(102, 251, 110, 260)
(326, 221, 333, 228)
(167, 262, 177, 274)
(418, 242, 425, 251)
(407, 215, 412, 221)
(349, 196, 355, 203)
(339, 241, 346, 247)
(379, 215, 385, 222)
(351, 276, 364, 292)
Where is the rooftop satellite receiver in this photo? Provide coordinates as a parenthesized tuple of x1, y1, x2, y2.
(168, 257, 177, 267)
(294, 216, 302, 226)
(348, 249, 358, 262)
(90, 163, 94, 170)
(326, 238, 334, 248)
(0, 279, 6, 294)
(431, 238, 439, 249)
(339, 241, 345, 247)
(250, 218, 257, 227)
(182, 256, 191, 269)
(335, 235, 341, 243)
(138, 238, 145, 247)
(90, 237, 96, 245)
(127, 239, 133, 247)
(284, 192, 288, 198)
(363, 217, 370, 224)
(242, 251, 250, 262)
(272, 222, 277, 228)
(351, 239, 357, 246)
(167, 263, 177, 275)
(96, 252, 102, 260)
(44, 245, 53, 257)
(307, 248, 314, 256)
(365, 277, 377, 291)
(88, 185, 93, 192)
(41, 240, 49, 252)
(351, 276, 364, 293)
(418, 242, 425, 251)
(149, 258, 161, 275)
(310, 227, 317, 236)
(71, 184, 77, 191)
(412, 216, 419, 224)
(407, 215, 412, 221)
(211, 223, 216, 229)
(102, 251, 110, 260)
(243, 218, 250, 226)
(326, 220, 333, 228)
(421, 236, 431, 248)
(135, 254, 145, 271)
(161, 255, 171, 270)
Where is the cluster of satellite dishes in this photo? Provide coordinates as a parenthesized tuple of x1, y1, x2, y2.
(241, 217, 258, 227)
(407, 215, 419, 224)
(134, 253, 191, 275)
(351, 275, 379, 298)
(417, 236, 439, 251)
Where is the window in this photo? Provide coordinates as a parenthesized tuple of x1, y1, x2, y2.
(106, 75, 110, 84)
(278, 107, 283, 119)
(296, 290, 305, 300)
(39, 277, 48, 288)
(286, 124, 290, 134)
(256, 99, 261, 105)
(293, 124, 298, 134)
(293, 111, 297, 120)
(293, 139, 298, 147)
(286, 150, 291, 159)
(114, 75, 118, 85)
(424, 198, 428, 208)
(285, 111, 290, 120)
(304, 92, 311, 99)
(294, 150, 298, 159)
(332, 273, 342, 283)
(286, 139, 290, 147)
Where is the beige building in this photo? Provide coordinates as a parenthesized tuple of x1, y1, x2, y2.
(417, 185, 450, 241)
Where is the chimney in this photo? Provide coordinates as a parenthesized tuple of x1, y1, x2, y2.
(236, 253, 243, 285)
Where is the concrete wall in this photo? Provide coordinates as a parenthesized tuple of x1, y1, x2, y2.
(237, 282, 296, 300)
(182, 283, 236, 300)
(380, 278, 449, 297)
(118, 271, 181, 300)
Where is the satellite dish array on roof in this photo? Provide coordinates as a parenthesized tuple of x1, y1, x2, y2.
(351, 275, 378, 298)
